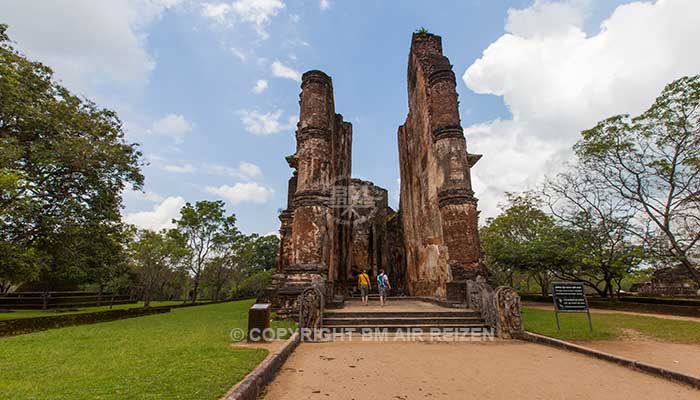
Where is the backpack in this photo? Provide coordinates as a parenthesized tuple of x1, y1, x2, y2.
(378, 273, 387, 288)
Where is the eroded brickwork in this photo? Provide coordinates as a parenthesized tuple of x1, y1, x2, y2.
(268, 71, 353, 316)
(268, 32, 484, 314)
(398, 32, 484, 298)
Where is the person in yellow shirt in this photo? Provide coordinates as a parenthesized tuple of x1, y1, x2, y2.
(358, 269, 370, 306)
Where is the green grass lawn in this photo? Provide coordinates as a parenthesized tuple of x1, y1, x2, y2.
(0, 301, 185, 320)
(0, 300, 296, 400)
(523, 307, 700, 342)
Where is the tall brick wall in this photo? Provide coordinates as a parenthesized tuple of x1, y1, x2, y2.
(398, 32, 484, 298)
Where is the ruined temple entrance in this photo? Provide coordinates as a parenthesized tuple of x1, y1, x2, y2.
(265, 32, 483, 317)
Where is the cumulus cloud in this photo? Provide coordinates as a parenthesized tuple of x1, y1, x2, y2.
(462, 0, 700, 219)
(320, 0, 331, 10)
(205, 161, 263, 180)
(149, 114, 193, 143)
(252, 79, 269, 93)
(124, 196, 185, 231)
(206, 182, 274, 204)
(0, 0, 182, 94)
(200, 0, 285, 39)
(237, 109, 297, 135)
(505, 0, 589, 38)
(271, 60, 301, 81)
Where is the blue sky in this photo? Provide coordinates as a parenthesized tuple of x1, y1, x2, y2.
(3, 0, 699, 235)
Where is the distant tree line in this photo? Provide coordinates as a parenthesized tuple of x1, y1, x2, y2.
(482, 75, 700, 298)
(0, 25, 279, 304)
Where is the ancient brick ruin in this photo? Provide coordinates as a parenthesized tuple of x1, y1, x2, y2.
(398, 32, 485, 298)
(267, 32, 483, 315)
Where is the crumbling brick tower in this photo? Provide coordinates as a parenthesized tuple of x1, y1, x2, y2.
(268, 70, 352, 317)
(398, 32, 484, 298)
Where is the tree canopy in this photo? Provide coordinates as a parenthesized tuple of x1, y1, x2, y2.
(0, 24, 143, 291)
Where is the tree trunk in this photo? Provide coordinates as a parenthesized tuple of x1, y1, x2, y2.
(679, 257, 700, 288)
(41, 290, 50, 311)
(97, 284, 104, 306)
(191, 281, 199, 304)
(144, 290, 152, 308)
(109, 293, 115, 309)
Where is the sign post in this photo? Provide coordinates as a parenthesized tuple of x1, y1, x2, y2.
(551, 282, 592, 331)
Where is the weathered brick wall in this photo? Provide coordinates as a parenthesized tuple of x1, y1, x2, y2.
(398, 32, 484, 298)
(268, 70, 355, 316)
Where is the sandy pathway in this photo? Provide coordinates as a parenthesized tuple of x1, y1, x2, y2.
(262, 340, 698, 399)
(577, 338, 700, 377)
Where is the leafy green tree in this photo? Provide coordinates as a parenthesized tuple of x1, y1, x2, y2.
(130, 229, 187, 308)
(0, 24, 143, 289)
(0, 243, 40, 293)
(575, 75, 700, 286)
(173, 200, 238, 303)
(246, 234, 280, 272)
(481, 193, 572, 296)
(237, 269, 273, 299)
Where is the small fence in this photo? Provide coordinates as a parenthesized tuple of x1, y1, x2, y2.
(0, 291, 136, 309)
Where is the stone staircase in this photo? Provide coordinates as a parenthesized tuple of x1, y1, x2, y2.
(322, 308, 490, 334)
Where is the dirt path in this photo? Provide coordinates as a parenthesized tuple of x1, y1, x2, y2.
(522, 302, 700, 323)
(262, 340, 698, 400)
(576, 337, 700, 377)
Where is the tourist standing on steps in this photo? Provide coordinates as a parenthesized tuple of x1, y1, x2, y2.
(377, 269, 391, 306)
(358, 269, 370, 306)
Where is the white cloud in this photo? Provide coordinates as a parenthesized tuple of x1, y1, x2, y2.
(201, 2, 232, 23)
(237, 109, 297, 135)
(123, 188, 165, 203)
(200, 0, 285, 39)
(149, 114, 193, 143)
(320, 0, 331, 11)
(252, 79, 269, 93)
(205, 161, 263, 180)
(505, 0, 589, 38)
(0, 0, 183, 94)
(124, 196, 185, 231)
(230, 47, 248, 61)
(163, 163, 195, 173)
(271, 60, 301, 82)
(206, 182, 274, 204)
(462, 0, 700, 220)
(237, 161, 263, 178)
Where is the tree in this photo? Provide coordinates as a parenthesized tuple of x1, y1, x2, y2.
(130, 229, 186, 308)
(481, 193, 572, 296)
(544, 167, 644, 297)
(173, 200, 238, 303)
(0, 242, 40, 293)
(202, 257, 231, 301)
(0, 24, 143, 289)
(575, 75, 700, 286)
(246, 234, 280, 272)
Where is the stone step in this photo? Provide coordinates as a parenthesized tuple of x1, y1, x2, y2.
(321, 324, 491, 333)
(323, 317, 485, 326)
(324, 311, 480, 318)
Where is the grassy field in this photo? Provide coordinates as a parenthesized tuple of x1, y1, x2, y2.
(0, 300, 296, 400)
(523, 307, 700, 342)
(0, 301, 185, 320)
